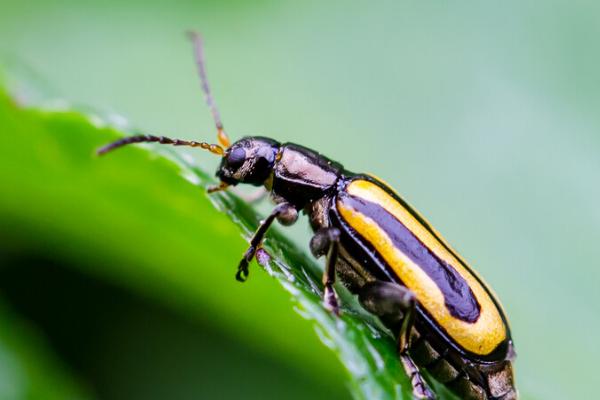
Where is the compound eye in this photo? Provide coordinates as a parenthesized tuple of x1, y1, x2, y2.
(227, 147, 246, 170)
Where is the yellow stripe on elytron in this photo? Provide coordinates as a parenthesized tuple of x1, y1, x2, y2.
(366, 174, 470, 267)
(366, 174, 511, 323)
(339, 179, 506, 355)
(375, 173, 512, 334)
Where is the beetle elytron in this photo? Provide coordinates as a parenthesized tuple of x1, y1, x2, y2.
(98, 33, 517, 400)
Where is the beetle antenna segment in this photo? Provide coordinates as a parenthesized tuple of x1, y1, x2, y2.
(96, 134, 225, 156)
(187, 31, 231, 149)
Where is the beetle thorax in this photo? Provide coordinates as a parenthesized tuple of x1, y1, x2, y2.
(271, 143, 344, 209)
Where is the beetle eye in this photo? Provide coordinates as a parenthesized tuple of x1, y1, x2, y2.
(227, 147, 246, 169)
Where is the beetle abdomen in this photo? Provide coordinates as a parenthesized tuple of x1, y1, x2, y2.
(332, 176, 509, 359)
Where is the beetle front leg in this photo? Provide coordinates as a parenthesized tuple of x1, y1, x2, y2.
(359, 281, 435, 400)
(310, 227, 341, 315)
(236, 202, 297, 282)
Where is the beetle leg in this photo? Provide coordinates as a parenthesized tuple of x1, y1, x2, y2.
(359, 281, 435, 400)
(310, 228, 341, 315)
(401, 353, 436, 400)
(309, 227, 340, 258)
(236, 202, 297, 282)
(323, 233, 340, 315)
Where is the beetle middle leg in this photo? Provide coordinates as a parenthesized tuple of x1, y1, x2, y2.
(236, 202, 298, 282)
(310, 227, 341, 315)
(359, 281, 435, 400)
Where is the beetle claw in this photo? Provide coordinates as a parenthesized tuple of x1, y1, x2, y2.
(236, 261, 249, 282)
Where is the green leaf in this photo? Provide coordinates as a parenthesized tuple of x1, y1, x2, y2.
(0, 300, 90, 400)
(0, 88, 460, 399)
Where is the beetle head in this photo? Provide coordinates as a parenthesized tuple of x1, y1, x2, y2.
(216, 137, 280, 186)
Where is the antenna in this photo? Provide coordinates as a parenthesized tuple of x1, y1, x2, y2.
(96, 34, 230, 158)
(187, 31, 231, 148)
(96, 134, 224, 156)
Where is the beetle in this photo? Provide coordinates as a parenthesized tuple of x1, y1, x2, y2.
(98, 33, 517, 400)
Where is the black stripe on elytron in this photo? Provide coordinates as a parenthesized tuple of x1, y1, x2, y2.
(334, 209, 509, 362)
(360, 176, 472, 272)
(361, 176, 512, 341)
(339, 193, 481, 323)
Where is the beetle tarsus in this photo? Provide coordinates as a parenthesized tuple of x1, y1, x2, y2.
(254, 248, 272, 267)
(323, 284, 340, 316)
(401, 354, 436, 400)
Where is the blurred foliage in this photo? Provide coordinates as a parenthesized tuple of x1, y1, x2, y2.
(0, 90, 347, 399)
(1, 0, 600, 399)
(0, 300, 90, 400)
(0, 90, 426, 399)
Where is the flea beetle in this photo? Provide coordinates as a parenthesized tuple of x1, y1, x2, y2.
(98, 33, 517, 400)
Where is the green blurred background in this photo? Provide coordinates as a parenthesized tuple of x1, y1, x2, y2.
(1, 1, 599, 399)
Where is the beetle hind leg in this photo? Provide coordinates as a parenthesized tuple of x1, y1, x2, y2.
(359, 281, 436, 400)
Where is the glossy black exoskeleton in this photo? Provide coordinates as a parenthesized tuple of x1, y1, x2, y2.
(97, 33, 517, 400)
